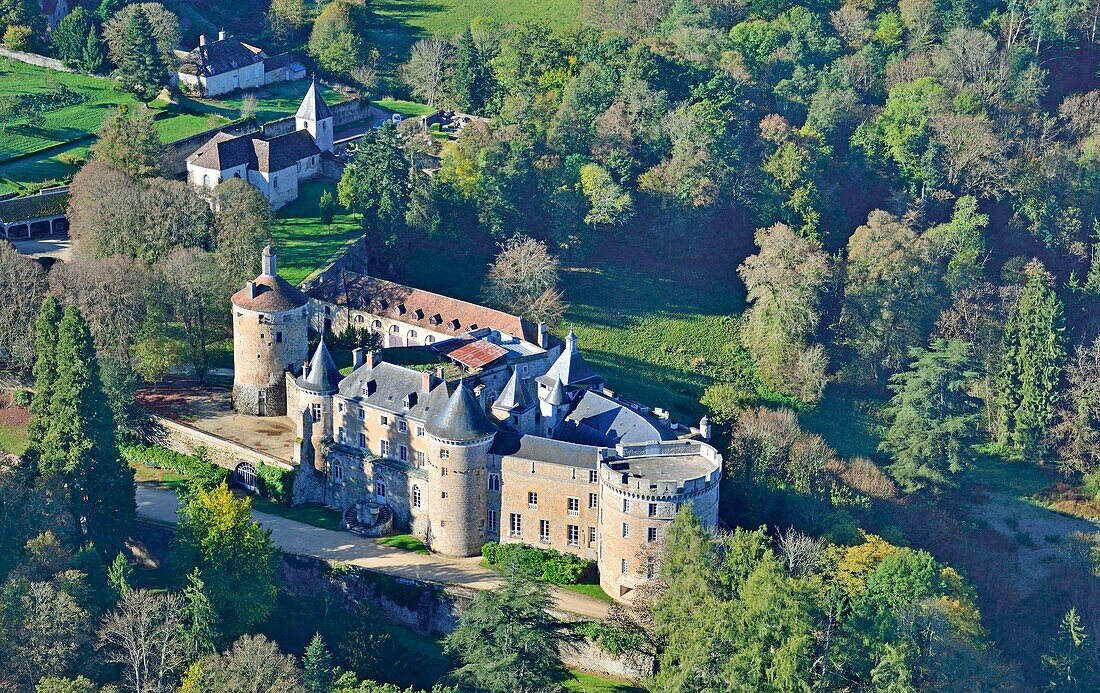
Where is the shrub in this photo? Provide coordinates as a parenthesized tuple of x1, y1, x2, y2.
(3, 25, 32, 51)
(120, 442, 227, 491)
(573, 620, 645, 656)
(10, 390, 31, 407)
(481, 541, 591, 585)
(1082, 471, 1100, 500)
(257, 463, 294, 505)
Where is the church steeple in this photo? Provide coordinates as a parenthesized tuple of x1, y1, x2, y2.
(295, 77, 334, 153)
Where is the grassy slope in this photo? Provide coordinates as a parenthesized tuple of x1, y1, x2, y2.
(375, 0, 582, 36)
(564, 670, 644, 693)
(271, 181, 364, 286)
(0, 422, 29, 456)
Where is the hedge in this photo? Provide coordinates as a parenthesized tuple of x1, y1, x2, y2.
(120, 442, 227, 491)
(481, 541, 590, 585)
(257, 463, 295, 505)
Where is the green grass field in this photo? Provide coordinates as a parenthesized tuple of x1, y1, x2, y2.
(380, 533, 431, 554)
(561, 582, 613, 601)
(564, 670, 643, 692)
(374, 98, 438, 117)
(250, 495, 344, 530)
(130, 461, 190, 490)
(0, 422, 29, 457)
(272, 181, 364, 286)
(375, 0, 581, 36)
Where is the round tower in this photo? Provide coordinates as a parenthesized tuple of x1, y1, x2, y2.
(231, 246, 309, 416)
(294, 338, 341, 471)
(425, 382, 496, 557)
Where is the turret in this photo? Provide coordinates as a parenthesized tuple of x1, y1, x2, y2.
(425, 381, 496, 557)
(295, 77, 334, 153)
(230, 246, 309, 416)
(538, 376, 569, 437)
(295, 338, 341, 471)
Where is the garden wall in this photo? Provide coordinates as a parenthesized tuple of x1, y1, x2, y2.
(142, 414, 292, 472)
(0, 47, 68, 72)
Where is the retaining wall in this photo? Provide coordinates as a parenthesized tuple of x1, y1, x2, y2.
(142, 414, 293, 471)
(0, 47, 68, 71)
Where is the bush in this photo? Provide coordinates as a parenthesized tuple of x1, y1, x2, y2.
(257, 463, 294, 505)
(3, 25, 32, 51)
(573, 620, 645, 656)
(1081, 471, 1100, 500)
(120, 442, 227, 491)
(481, 541, 591, 585)
(10, 390, 31, 407)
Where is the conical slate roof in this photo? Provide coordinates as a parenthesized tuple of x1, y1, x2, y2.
(544, 329, 598, 386)
(493, 368, 534, 412)
(428, 381, 496, 441)
(297, 338, 341, 394)
(295, 77, 333, 121)
(545, 377, 567, 406)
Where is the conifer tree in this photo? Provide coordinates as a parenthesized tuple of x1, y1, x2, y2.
(881, 338, 981, 492)
(82, 25, 105, 74)
(302, 632, 334, 693)
(38, 306, 135, 554)
(180, 569, 220, 658)
(1042, 608, 1098, 690)
(453, 26, 489, 113)
(52, 6, 91, 68)
(996, 260, 1066, 458)
(24, 296, 62, 475)
(114, 8, 167, 101)
(106, 551, 132, 601)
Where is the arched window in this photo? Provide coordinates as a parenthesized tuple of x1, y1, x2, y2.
(332, 460, 343, 483)
(372, 320, 382, 329)
(425, 336, 435, 344)
(355, 315, 365, 323)
(202, 174, 209, 186)
(412, 484, 421, 508)
(390, 325, 400, 333)
(376, 476, 386, 499)
(408, 330, 417, 339)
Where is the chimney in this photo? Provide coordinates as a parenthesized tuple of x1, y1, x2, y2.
(352, 347, 366, 370)
(302, 360, 311, 380)
(218, 29, 226, 41)
(247, 280, 258, 299)
(434, 365, 445, 380)
(365, 350, 377, 369)
(421, 370, 437, 392)
(261, 246, 275, 276)
(537, 322, 548, 348)
(198, 34, 206, 46)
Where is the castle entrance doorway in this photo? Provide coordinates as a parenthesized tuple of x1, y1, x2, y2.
(234, 462, 258, 492)
(257, 390, 267, 416)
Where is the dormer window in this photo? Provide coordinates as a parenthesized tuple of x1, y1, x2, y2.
(429, 314, 441, 325)
(469, 324, 478, 330)
(449, 319, 460, 330)
(403, 393, 417, 409)
(397, 304, 406, 315)
(414, 309, 424, 320)
(378, 299, 388, 310)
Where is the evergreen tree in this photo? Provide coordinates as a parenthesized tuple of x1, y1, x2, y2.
(23, 296, 62, 477)
(96, 0, 125, 22)
(114, 8, 167, 101)
(443, 567, 571, 693)
(453, 26, 489, 113)
(106, 550, 132, 601)
(881, 339, 981, 492)
(81, 24, 106, 74)
(38, 306, 135, 555)
(52, 6, 91, 68)
(1042, 608, 1098, 691)
(302, 632, 334, 693)
(337, 125, 411, 248)
(180, 568, 219, 657)
(996, 260, 1066, 458)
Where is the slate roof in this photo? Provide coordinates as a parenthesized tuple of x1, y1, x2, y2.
(555, 389, 672, 447)
(254, 130, 320, 173)
(489, 431, 600, 469)
(0, 189, 69, 224)
(428, 381, 496, 441)
(338, 361, 449, 420)
(296, 78, 333, 121)
(179, 37, 264, 77)
(541, 330, 600, 387)
(230, 273, 309, 312)
(263, 53, 303, 72)
(544, 377, 567, 406)
(187, 131, 255, 170)
(187, 130, 320, 174)
(308, 272, 540, 344)
(297, 339, 341, 394)
(492, 368, 535, 412)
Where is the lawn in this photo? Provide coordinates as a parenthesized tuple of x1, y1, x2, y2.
(564, 670, 643, 693)
(374, 98, 438, 117)
(181, 79, 346, 125)
(0, 422, 29, 457)
(380, 533, 431, 554)
(561, 582, 613, 601)
(375, 0, 582, 36)
(272, 181, 364, 286)
(130, 461, 190, 490)
(249, 495, 344, 531)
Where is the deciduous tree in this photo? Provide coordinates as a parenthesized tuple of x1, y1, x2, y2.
(90, 107, 169, 178)
(482, 235, 567, 325)
(0, 241, 47, 372)
(212, 178, 272, 288)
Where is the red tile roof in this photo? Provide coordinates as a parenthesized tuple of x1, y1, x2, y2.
(444, 340, 508, 371)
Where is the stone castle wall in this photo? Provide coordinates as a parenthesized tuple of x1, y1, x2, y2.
(143, 415, 292, 472)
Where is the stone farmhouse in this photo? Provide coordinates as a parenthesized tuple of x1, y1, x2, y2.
(231, 248, 722, 601)
(186, 78, 333, 209)
(173, 31, 306, 97)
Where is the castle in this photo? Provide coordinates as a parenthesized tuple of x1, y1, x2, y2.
(186, 78, 333, 209)
(232, 248, 722, 600)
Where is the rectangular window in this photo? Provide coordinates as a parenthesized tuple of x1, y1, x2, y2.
(359, 407, 366, 419)
(648, 527, 658, 543)
(441, 491, 448, 499)
(380, 439, 390, 457)
(487, 510, 498, 531)
(380, 415, 389, 426)
(648, 503, 658, 518)
(357, 432, 366, 449)
(646, 557, 656, 579)
(509, 513, 522, 537)
(589, 470, 598, 483)
(528, 491, 538, 509)
(440, 449, 450, 460)
(416, 425, 425, 437)
(621, 558, 627, 574)
(276, 331, 282, 343)
(589, 527, 596, 544)
(539, 519, 550, 543)
(622, 522, 629, 538)
(399, 445, 408, 462)
(567, 524, 579, 547)
(310, 402, 321, 423)
(441, 467, 448, 476)
(488, 473, 501, 491)
(416, 451, 425, 467)
(398, 420, 408, 433)
(567, 497, 580, 516)
(622, 498, 631, 513)
(588, 492, 598, 509)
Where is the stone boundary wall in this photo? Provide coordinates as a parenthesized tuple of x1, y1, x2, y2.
(261, 97, 374, 139)
(281, 554, 654, 682)
(0, 47, 69, 71)
(143, 414, 293, 472)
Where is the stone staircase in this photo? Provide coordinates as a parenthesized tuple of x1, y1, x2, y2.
(342, 502, 393, 537)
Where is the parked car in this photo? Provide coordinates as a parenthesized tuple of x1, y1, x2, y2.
(391, 113, 403, 124)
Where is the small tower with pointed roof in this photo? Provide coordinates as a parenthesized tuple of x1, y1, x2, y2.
(295, 77, 334, 154)
(425, 381, 496, 557)
(295, 338, 342, 471)
(231, 246, 310, 416)
(491, 367, 537, 434)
